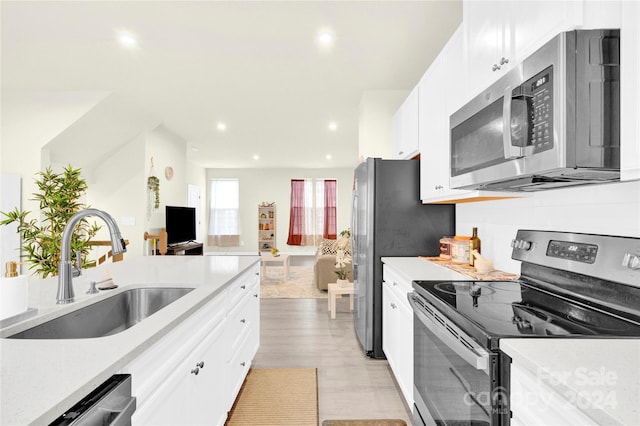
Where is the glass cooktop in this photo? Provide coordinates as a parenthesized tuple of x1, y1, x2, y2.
(412, 280, 640, 341)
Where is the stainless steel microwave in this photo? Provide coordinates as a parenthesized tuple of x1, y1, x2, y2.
(450, 29, 620, 192)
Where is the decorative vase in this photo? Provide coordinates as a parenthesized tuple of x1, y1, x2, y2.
(337, 279, 350, 288)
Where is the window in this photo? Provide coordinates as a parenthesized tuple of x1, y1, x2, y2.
(287, 178, 337, 246)
(208, 178, 240, 246)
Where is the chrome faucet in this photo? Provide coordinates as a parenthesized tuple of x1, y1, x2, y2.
(57, 209, 127, 304)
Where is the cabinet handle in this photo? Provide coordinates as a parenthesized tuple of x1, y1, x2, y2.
(492, 64, 501, 72)
(435, 185, 443, 190)
(240, 362, 246, 367)
(253, 293, 258, 298)
(391, 303, 397, 309)
(500, 57, 509, 65)
(398, 150, 404, 156)
(255, 272, 259, 276)
(191, 367, 200, 375)
(241, 285, 246, 290)
(197, 361, 204, 368)
(392, 281, 397, 286)
(240, 318, 246, 323)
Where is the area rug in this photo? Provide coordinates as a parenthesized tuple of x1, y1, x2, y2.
(322, 420, 407, 426)
(226, 368, 318, 426)
(261, 265, 328, 299)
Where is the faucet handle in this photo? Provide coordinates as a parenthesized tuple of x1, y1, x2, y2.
(72, 250, 82, 278)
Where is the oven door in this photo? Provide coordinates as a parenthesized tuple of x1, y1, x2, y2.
(409, 292, 508, 426)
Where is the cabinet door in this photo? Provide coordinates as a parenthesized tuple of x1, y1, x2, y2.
(392, 86, 420, 159)
(132, 357, 191, 425)
(621, 0, 640, 181)
(419, 28, 475, 203)
(463, 0, 584, 97)
(189, 323, 231, 425)
(463, 0, 511, 93)
(396, 297, 414, 408)
(381, 281, 398, 367)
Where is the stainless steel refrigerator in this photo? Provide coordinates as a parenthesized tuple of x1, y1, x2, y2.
(351, 158, 455, 358)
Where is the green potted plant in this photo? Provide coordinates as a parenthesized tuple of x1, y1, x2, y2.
(0, 165, 100, 278)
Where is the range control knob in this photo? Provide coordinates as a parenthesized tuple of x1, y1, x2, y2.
(511, 239, 532, 250)
(622, 253, 640, 270)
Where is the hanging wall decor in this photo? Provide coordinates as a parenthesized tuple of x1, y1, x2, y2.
(147, 157, 160, 218)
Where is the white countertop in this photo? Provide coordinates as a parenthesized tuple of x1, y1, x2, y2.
(381, 256, 470, 283)
(502, 339, 640, 426)
(0, 255, 260, 426)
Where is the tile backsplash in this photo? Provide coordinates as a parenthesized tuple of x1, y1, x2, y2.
(456, 180, 640, 274)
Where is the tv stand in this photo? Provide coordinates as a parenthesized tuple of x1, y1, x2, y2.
(166, 242, 203, 256)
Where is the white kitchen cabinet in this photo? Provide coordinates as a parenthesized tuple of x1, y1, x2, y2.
(463, 1, 583, 97)
(419, 26, 514, 204)
(510, 361, 598, 426)
(621, 1, 640, 181)
(392, 85, 420, 159)
(420, 26, 475, 203)
(123, 264, 260, 425)
(382, 264, 413, 408)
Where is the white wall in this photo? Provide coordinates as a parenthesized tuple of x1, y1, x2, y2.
(0, 90, 109, 216)
(87, 124, 204, 257)
(456, 181, 640, 274)
(358, 90, 408, 161)
(206, 167, 355, 254)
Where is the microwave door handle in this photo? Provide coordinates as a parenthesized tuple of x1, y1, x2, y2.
(503, 86, 523, 159)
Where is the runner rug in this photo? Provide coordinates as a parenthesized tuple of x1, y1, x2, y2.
(226, 368, 318, 425)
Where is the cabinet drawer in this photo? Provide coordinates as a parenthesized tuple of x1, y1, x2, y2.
(228, 266, 260, 307)
(383, 265, 413, 299)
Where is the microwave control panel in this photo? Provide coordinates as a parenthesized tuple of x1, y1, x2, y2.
(514, 65, 554, 153)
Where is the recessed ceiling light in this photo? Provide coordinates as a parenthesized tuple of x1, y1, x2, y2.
(328, 121, 338, 131)
(191, 146, 200, 152)
(216, 122, 227, 132)
(326, 154, 332, 160)
(316, 29, 335, 47)
(253, 155, 260, 160)
(116, 31, 138, 48)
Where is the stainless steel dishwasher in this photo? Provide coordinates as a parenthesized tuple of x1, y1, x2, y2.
(49, 374, 136, 426)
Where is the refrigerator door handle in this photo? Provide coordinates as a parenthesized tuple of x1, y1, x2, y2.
(351, 190, 358, 267)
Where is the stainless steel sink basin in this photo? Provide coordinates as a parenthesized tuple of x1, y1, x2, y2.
(7, 287, 194, 339)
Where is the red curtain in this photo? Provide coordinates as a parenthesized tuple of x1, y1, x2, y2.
(323, 179, 337, 239)
(287, 179, 305, 245)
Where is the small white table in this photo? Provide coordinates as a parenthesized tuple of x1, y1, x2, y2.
(327, 282, 354, 319)
(260, 253, 290, 281)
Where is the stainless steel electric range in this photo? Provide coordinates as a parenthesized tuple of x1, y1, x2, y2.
(408, 230, 640, 426)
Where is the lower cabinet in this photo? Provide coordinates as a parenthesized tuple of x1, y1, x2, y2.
(382, 264, 413, 409)
(510, 361, 598, 426)
(121, 264, 260, 425)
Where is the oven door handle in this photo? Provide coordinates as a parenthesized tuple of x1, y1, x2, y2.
(409, 293, 490, 372)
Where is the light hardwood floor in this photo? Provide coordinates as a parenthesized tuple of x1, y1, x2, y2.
(253, 297, 412, 424)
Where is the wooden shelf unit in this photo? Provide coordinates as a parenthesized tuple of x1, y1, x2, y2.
(258, 204, 276, 254)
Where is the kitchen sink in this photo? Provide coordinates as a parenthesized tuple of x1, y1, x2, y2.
(7, 287, 194, 339)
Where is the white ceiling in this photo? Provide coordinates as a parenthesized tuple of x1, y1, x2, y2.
(1, 1, 462, 169)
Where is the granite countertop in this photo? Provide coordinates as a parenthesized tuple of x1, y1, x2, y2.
(0, 255, 260, 426)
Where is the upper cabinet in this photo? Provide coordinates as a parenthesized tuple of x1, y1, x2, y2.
(392, 85, 420, 159)
(419, 26, 516, 204)
(462, 1, 623, 100)
(463, 1, 584, 95)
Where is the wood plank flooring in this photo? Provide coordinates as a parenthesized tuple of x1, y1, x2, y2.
(253, 298, 412, 424)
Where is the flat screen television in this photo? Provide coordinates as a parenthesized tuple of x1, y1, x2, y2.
(166, 206, 196, 246)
